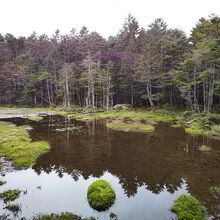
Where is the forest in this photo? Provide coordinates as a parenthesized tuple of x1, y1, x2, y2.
(0, 14, 219, 113)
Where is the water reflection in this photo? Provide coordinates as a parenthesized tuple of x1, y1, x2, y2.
(1, 116, 220, 219)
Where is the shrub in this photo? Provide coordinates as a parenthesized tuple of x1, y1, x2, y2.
(87, 180, 116, 211)
(171, 195, 207, 220)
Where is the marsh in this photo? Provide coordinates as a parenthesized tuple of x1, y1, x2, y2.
(0, 114, 220, 219)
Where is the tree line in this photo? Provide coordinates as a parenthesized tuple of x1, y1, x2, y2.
(0, 14, 219, 113)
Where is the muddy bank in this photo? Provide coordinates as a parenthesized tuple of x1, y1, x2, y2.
(0, 109, 54, 119)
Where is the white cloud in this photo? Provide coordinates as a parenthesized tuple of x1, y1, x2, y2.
(0, 0, 219, 38)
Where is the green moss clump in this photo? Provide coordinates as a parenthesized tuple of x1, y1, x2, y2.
(28, 116, 43, 121)
(209, 186, 220, 195)
(34, 212, 95, 220)
(0, 121, 12, 126)
(171, 124, 182, 128)
(66, 113, 94, 121)
(185, 122, 205, 135)
(0, 180, 6, 186)
(0, 189, 21, 202)
(185, 127, 204, 135)
(4, 204, 21, 213)
(0, 121, 50, 169)
(106, 120, 155, 133)
(171, 195, 207, 220)
(87, 180, 116, 211)
(199, 145, 211, 152)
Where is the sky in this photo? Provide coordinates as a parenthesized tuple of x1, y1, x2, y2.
(0, 0, 219, 38)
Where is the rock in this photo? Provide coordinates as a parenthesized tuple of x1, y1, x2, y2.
(113, 104, 131, 110)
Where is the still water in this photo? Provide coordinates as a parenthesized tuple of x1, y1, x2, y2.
(0, 116, 220, 219)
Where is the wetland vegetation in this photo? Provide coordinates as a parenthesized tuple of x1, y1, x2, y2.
(0, 189, 21, 202)
(0, 7, 219, 220)
(0, 109, 219, 219)
(87, 180, 116, 211)
(0, 120, 50, 168)
(171, 195, 207, 220)
(34, 213, 95, 220)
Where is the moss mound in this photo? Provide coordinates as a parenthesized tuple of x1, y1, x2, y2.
(4, 204, 21, 214)
(28, 116, 43, 121)
(0, 189, 21, 202)
(0, 180, 6, 186)
(87, 180, 116, 211)
(171, 195, 207, 220)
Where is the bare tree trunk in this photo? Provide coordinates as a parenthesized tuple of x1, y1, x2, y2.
(207, 69, 215, 113)
(106, 66, 111, 110)
(46, 78, 52, 107)
(193, 67, 200, 112)
(86, 56, 95, 109)
(146, 79, 154, 107)
(64, 65, 70, 108)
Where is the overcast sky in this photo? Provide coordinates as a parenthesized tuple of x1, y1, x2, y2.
(0, 0, 219, 38)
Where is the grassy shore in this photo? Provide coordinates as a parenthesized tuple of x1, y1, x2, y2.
(62, 108, 220, 137)
(106, 120, 155, 133)
(1, 106, 220, 137)
(0, 121, 50, 169)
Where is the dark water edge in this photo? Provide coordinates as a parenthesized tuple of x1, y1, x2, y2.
(0, 115, 220, 220)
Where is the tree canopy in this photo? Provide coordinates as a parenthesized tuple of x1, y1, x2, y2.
(0, 14, 219, 113)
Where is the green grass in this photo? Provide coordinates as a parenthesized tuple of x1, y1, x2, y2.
(106, 120, 155, 133)
(0, 121, 50, 169)
(34, 213, 95, 220)
(185, 122, 206, 135)
(0, 121, 12, 126)
(87, 180, 116, 211)
(210, 125, 220, 136)
(65, 109, 174, 133)
(28, 116, 43, 121)
(0, 189, 21, 202)
(95, 110, 174, 123)
(171, 195, 207, 220)
(199, 145, 211, 152)
(67, 113, 94, 121)
(63, 109, 175, 123)
(3, 106, 220, 139)
(171, 124, 182, 128)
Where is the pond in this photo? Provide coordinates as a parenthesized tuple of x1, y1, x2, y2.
(0, 115, 220, 219)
